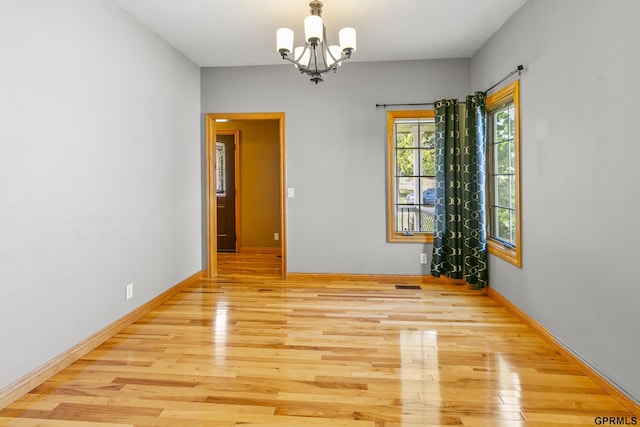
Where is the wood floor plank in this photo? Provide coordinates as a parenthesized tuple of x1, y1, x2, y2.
(0, 418, 132, 427)
(0, 252, 636, 426)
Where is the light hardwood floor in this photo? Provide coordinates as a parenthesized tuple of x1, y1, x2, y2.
(0, 252, 636, 426)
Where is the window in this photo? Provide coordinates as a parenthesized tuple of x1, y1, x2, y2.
(387, 110, 436, 242)
(215, 142, 226, 195)
(486, 80, 521, 267)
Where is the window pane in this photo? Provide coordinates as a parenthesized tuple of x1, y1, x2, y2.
(396, 131, 413, 148)
(496, 175, 511, 207)
(509, 175, 516, 208)
(420, 177, 436, 205)
(508, 107, 515, 140)
(492, 207, 499, 238)
(420, 147, 435, 176)
(494, 207, 515, 244)
(495, 107, 511, 143)
(419, 207, 435, 232)
(509, 209, 517, 243)
(494, 175, 516, 210)
(495, 141, 512, 175)
(508, 139, 515, 173)
(395, 208, 434, 232)
(396, 149, 416, 176)
(395, 206, 416, 233)
(419, 176, 436, 232)
(396, 206, 435, 233)
(397, 177, 418, 204)
(421, 129, 435, 149)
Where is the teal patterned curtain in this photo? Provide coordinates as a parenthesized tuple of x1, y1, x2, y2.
(431, 99, 462, 279)
(431, 93, 488, 288)
(462, 93, 488, 288)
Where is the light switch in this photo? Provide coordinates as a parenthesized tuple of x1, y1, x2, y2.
(287, 188, 295, 198)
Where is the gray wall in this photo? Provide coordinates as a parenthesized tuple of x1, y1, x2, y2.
(0, 0, 201, 390)
(471, 0, 640, 402)
(202, 59, 470, 274)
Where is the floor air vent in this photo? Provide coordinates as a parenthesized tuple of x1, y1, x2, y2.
(395, 285, 422, 290)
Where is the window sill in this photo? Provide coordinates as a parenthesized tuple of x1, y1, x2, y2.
(487, 239, 522, 267)
(388, 232, 434, 243)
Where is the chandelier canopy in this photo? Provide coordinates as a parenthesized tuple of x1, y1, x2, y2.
(276, 1, 356, 84)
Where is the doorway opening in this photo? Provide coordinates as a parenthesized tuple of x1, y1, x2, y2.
(205, 113, 286, 279)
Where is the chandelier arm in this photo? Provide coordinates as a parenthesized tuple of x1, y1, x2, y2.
(294, 44, 310, 64)
(285, 61, 345, 76)
(281, 55, 303, 69)
(280, 44, 314, 71)
(281, 49, 351, 76)
(326, 47, 339, 65)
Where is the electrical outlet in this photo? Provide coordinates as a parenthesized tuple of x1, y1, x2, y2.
(274, 232, 279, 241)
(125, 283, 133, 300)
(420, 253, 428, 264)
(287, 188, 295, 198)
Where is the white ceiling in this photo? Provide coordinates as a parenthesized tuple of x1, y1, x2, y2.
(113, 0, 527, 67)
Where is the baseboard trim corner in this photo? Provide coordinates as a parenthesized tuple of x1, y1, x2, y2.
(487, 287, 640, 417)
(0, 270, 203, 410)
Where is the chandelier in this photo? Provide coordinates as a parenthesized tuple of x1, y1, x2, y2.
(276, 1, 356, 84)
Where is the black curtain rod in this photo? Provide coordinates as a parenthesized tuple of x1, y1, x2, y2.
(375, 101, 435, 108)
(484, 64, 524, 93)
(375, 64, 524, 109)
